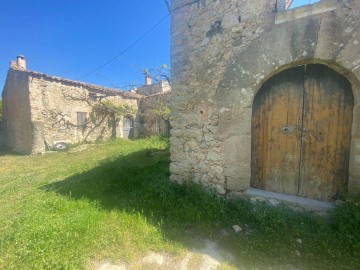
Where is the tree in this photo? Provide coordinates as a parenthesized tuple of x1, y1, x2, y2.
(143, 64, 171, 84)
(48, 90, 136, 144)
(48, 64, 170, 144)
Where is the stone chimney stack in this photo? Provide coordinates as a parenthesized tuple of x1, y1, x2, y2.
(145, 75, 152, 86)
(16, 55, 26, 70)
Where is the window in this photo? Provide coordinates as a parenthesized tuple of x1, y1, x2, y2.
(277, 0, 322, 11)
(77, 112, 87, 127)
(287, 0, 321, 10)
(276, 0, 334, 24)
(89, 92, 97, 101)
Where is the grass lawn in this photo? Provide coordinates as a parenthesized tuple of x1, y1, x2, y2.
(0, 137, 359, 269)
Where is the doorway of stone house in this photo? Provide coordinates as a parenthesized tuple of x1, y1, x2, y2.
(251, 64, 354, 201)
(123, 116, 134, 139)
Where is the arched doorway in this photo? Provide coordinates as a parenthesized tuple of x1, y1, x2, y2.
(251, 64, 354, 201)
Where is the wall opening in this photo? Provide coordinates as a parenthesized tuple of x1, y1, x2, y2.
(251, 64, 354, 201)
(277, 0, 322, 11)
(123, 116, 134, 139)
(288, 0, 321, 9)
(77, 112, 87, 135)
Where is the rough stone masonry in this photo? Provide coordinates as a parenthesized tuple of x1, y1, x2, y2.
(169, 0, 360, 203)
(1, 56, 171, 154)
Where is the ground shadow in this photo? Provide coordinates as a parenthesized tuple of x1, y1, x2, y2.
(43, 148, 225, 229)
(0, 146, 23, 157)
(42, 147, 256, 267)
(41, 147, 357, 269)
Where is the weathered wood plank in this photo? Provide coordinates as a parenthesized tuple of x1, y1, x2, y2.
(251, 67, 304, 194)
(300, 64, 353, 201)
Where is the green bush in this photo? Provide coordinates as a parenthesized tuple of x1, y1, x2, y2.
(331, 199, 360, 249)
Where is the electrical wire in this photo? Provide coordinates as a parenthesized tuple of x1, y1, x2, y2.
(77, 13, 170, 80)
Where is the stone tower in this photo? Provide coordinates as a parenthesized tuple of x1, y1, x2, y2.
(16, 55, 26, 70)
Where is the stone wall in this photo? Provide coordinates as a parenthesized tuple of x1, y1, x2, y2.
(138, 92, 171, 136)
(170, 0, 360, 199)
(2, 69, 141, 154)
(2, 69, 33, 154)
(136, 81, 171, 96)
(0, 121, 5, 147)
(28, 73, 140, 153)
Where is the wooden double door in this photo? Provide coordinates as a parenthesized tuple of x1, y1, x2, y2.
(251, 64, 353, 201)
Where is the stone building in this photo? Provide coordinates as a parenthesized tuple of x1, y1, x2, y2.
(169, 0, 360, 205)
(138, 91, 172, 136)
(135, 75, 172, 136)
(1, 56, 171, 154)
(136, 75, 171, 96)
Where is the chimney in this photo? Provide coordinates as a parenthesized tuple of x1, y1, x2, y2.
(145, 75, 152, 86)
(16, 55, 26, 70)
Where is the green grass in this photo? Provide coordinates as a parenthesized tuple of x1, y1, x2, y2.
(0, 137, 359, 269)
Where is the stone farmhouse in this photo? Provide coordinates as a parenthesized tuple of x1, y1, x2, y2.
(1, 55, 170, 154)
(169, 0, 360, 206)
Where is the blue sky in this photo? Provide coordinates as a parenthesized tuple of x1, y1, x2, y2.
(0, 0, 320, 96)
(0, 1, 171, 94)
(290, 0, 321, 9)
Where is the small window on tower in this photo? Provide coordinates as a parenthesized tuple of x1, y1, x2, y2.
(287, 0, 321, 10)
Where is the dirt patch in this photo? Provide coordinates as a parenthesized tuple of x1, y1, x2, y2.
(95, 239, 230, 270)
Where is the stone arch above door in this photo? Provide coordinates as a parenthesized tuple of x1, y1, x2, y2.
(217, 11, 360, 197)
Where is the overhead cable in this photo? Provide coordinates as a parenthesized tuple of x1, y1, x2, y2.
(77, 13, 170, 80)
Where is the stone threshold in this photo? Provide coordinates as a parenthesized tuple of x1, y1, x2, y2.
(245, 187, 334, 213)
